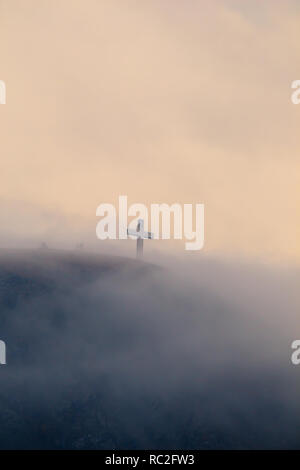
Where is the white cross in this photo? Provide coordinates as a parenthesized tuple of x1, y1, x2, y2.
(127, 219, 153, 259)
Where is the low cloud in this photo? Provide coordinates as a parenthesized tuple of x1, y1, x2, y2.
(0, 250, 299, 449)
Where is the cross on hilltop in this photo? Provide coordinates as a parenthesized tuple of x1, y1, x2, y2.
(127, 219, 153, 259)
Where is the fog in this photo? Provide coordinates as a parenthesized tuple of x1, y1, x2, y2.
(0, 249, 299, 449)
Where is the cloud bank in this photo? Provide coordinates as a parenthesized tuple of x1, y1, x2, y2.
(0, 250, 299, 449)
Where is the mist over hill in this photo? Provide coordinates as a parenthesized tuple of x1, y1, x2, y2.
(0, 249, 299, 449)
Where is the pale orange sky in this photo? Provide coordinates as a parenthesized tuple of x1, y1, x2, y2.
(0, 0, 299, 262)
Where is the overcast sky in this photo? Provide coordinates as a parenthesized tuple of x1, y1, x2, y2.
(0, 0, 299, 263)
